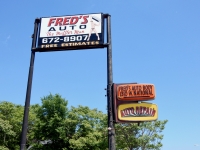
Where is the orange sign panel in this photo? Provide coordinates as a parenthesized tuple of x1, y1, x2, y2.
(117, 84, 155, 101)
(118, 103, 158, 121)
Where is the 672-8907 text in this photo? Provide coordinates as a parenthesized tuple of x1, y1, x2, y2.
(41, 35, 88, 44)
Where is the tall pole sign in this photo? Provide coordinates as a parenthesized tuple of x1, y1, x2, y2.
(112, 83, 158, 123)
(20, 13, 115, 150)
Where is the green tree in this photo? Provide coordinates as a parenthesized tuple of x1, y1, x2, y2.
(26, 104, 41, 148)
(0, 97, 168, 150)
(68, 105, 107, 150)
(115, 120, 168, 150)
(0, 146, 9, 150)
(0, 118, 16, 149)
(32, 94, 108, 150)
(32, 94, 69, 149)
(0, 101, 24, 150)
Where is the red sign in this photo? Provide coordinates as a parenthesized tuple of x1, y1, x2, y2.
(117, 84, 155, 101)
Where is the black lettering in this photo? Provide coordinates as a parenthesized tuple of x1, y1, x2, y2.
(59, 26, 67, 31)
(48, 27, 56, 31)
(69, 25, 76, 30)
(79, 25, 86, 29)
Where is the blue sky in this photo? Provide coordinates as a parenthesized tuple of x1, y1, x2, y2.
(1, 0, 200, 149)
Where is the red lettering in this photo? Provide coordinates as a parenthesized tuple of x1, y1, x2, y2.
(121, 110, 125, 117)
(146, 107, 149, 115)
(143, 107, 146, 114)
(63, 17, 71, 25)
(74, 30, 84, 34)
(70, 17, 79, 25)
(149, 108, 153, 115)
(151, 109, 156, 116)
(130, 107, 134, 115)
(55, 18, 63, 26)
(140, 106, 143, 114)
(46, 31, 53, 36)
(136, 107, 139, 115)
(125, 109, 129, 115)
(121, 106, 156, 117)
(48, 18, 56, 27)
(123, 110, 127, 116)
(81, 16, 89, 24)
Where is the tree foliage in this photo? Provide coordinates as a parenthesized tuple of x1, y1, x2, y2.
(0, 94, 168, 150)
(0, 101, 37, 150)
(31, 94, 69, 149)
(68, 106, 107, 150)
(115, 120, 168, 150)
(31, 94, 107, 150)
(0, 101, 23, 150)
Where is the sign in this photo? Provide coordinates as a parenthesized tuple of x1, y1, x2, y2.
(117, 84, 155, 101)
(112, 83, 157, 123)
(118, 103, 158, 121)
(37, 13, 104, 50)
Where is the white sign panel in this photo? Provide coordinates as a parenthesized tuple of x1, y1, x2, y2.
(38, 13, 104, 50)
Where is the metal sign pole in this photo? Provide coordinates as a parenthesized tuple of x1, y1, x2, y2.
(105, 14, 116, 150)
(20, 14, 115, 149)
(20, 18, 39, 150)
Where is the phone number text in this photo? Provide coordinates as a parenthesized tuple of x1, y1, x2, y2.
(41, 35, 88, 44)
